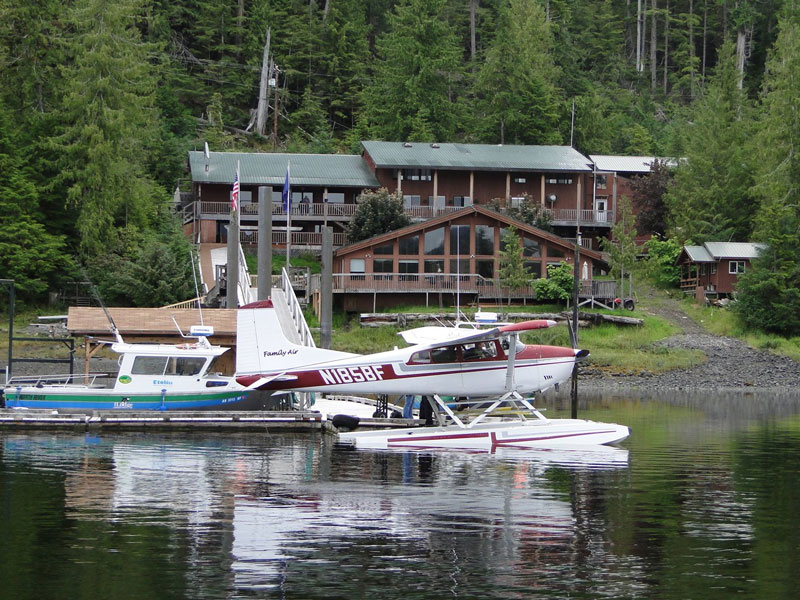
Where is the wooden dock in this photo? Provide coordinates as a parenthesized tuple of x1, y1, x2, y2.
(0, 409, 423, 434)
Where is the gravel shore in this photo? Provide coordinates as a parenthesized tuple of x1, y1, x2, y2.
(578, 300, 800, 394)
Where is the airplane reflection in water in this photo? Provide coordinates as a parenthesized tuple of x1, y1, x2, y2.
(2, 433, 632, 589)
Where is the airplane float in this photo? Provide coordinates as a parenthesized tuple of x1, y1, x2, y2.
(235, 301, 630, 450)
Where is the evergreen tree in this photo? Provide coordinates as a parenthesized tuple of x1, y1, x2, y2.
(498, 226, 532, 303)
(347, 188, 411, 242)
(361, 0, 464, 141)
(48, 0, 168, 256)
(664, 40, 755, 243)
(0, 101, 72, 300)
(601, 195, 639, 282)
(474, 0, 562, 144)
(735, 4, 800, 336)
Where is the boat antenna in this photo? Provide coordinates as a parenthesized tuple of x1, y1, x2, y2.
(190, 248, 204, 326)
(81, 267, 123, 344)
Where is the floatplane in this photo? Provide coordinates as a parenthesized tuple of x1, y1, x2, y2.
(235, 301, 629, 449)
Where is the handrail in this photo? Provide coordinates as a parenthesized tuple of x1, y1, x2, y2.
(6, 373, 113, 387)
(281, 267, 315, 348)
(160, 297, 206, 310)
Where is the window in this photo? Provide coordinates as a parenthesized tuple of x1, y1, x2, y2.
(596, 175, 607, 190)
(424, 259, 444, 274)
(475, 225, 494, 255)
(350, 258, 365, 273)
(513, 177, 527, 184)
(450, 224, 470, 255)
(374, 243, 393, 255)
(326, 192, 344, 203)
(399, 259, 418, 281)
(431, 346, 457, 363)
(167, 357, 206, 376)
(510, 196, 525, 208)
(403, 195, 422, 208)
(462, 342, 497, 361)
(404, 168, 432, 181)
(547, 246, 565, 259)
(453, 196, 471, 207)
(522, 237, 541, 258)
(711, 264, 717, 275)
(424, 228, 445, 255)
(524, 262, 542, 279)
(729, 261, 746, 274)
(410, 349, 431, 364)
(399, 235, 420, 255)
(545, 175, 573, 184)
(373, 258, 393, 281)
(428, 195, 446, 208)
(449, 258, 470, 281)
(476, 260, 494, 280)
(131, 356, 168, 375)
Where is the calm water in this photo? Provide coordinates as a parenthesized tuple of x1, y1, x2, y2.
(3, 392, 800, 600)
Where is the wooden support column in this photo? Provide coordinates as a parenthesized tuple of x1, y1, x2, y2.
(540, 174, 545, 207)
(505, 172, 511, 206)
(469, 171, 474, 203)
(397, 170, 402, 193)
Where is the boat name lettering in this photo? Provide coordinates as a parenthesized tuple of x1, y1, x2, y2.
(263, 348, 299, 357)
(113, 401, 133, 409)
(153, 379, 173, 385)
(319, 365, 385, 385)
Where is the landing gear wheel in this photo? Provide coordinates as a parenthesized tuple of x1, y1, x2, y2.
(623, 299, 635, 311)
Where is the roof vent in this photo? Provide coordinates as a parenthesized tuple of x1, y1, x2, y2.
(430, 143, 440, 148)
(403, 142, 412, 148)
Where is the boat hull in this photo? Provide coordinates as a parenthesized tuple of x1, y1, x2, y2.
(337, 418, 630, 450)
(1, 388, 250, 411)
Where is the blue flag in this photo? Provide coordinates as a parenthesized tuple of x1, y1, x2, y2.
(282, 163, 291, 213)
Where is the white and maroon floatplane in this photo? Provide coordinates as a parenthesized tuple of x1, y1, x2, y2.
(234, 301, 630, 450)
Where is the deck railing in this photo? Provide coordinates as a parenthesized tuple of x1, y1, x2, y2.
(329, 273, 535, 297)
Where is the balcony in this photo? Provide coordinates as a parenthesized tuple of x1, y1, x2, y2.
(544, 208, 615, 228)
(321, 273, 535, 299)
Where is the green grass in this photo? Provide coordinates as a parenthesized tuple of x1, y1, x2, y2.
(245, 251, 321, 275)
(312, 301, 706, 375)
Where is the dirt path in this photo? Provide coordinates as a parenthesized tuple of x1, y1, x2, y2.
(582, 294, 800, 393)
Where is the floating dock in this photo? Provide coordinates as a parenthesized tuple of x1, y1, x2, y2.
(0, 409, 423, 434)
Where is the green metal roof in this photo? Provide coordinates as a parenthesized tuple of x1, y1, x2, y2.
(188, 151, 380, 188)
(361, 141, 592, 172)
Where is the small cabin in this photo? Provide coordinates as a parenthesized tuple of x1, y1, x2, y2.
(676, 242, 766, 301)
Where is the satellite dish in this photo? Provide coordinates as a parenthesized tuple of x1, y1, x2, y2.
(547, 194, 557, 203)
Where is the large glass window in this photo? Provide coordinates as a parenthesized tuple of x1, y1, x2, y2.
(326, 192, 344, 203)
(374, 243, 393, 255)
(398, 260, 419, 281)
(373, 259, 393, 273)
(424, 259, 444, 273)
(450, 224, 470, 255)
(525, 262, 542, 279)
(475, 225, 494, 255)
(403, 195, 422, 208)
(548, 246, 565, 258)
(476, 260, 494, 279)
(373, 258, 393, 281)
(522, 237, 541, 257)
(399, 235, 420, 255)
(424, 228, 445, 255)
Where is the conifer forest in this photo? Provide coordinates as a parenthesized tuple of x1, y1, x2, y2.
(0, 0, 798, 334)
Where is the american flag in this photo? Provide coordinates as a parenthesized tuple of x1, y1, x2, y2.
(231, 162, 240, 211)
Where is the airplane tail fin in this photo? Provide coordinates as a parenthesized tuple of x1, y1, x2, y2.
(236, 301, 355, 374)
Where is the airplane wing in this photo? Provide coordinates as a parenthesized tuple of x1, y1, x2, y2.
(399, 319, 558, 348)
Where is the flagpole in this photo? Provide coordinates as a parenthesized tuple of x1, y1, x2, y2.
(284, 161, 291, 268)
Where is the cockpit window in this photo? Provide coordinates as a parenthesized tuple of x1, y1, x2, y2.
(462, 341, 498, 361)
(431, 346, 458, 363)
(410, 349, 431, 364)
(166, 357, 206, 376)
